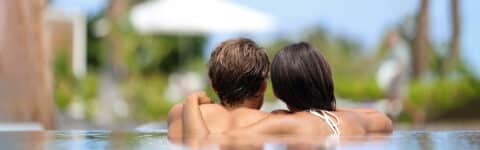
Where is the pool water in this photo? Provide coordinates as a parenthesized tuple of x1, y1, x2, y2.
(1, 130, 479, 150)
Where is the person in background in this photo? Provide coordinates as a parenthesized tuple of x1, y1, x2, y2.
(376, 30, 411, 117)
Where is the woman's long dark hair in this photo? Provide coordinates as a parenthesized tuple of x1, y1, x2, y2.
(271, 42, 336, 111)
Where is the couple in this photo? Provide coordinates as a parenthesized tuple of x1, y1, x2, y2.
(168, 38, 393, 139)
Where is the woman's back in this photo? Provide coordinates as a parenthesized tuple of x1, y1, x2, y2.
(292, 111, 367, 136)
(232, 110, 366, 136)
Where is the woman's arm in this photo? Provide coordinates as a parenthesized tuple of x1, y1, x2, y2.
(182, 92, 213, 138)
(363, 111, 393, 133)
(337, 107, 393, 133)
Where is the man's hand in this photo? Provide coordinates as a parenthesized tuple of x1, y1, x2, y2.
(185, 91, 213, 105)
(183, 91, 212, 138)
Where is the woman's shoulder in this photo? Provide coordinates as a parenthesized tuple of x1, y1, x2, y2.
(289, 110, 366, 136)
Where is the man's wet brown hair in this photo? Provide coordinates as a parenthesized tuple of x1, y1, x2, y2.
(271, 42, 336, 111)
(208, 38, 269, 106)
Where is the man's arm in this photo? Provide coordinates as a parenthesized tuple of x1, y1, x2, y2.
(167, 103, 184, 139)
(364, 111, 393, 133)
(182, 92, 213, 138)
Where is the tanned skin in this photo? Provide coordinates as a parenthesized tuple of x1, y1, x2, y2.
(181, 92, 393, 137)
(167, 83, 269, 140)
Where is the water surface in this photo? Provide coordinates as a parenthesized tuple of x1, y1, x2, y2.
(1, 130, 479, 150)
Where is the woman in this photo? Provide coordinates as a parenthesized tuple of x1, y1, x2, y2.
(183, 42, 393, 137)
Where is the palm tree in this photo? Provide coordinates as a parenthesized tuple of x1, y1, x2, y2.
(449, 0, 461, 67)
(412, 0, 430, 78)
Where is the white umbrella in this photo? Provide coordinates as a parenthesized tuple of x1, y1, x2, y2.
(130, 0, 275, 34)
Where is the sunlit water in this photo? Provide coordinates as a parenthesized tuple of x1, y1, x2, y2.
(1, 130, 479, 150)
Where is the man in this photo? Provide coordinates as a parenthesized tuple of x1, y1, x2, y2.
(167, 38, 271, 138)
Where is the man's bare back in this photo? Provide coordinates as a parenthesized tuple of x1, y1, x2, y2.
(167, 103, 269, 138)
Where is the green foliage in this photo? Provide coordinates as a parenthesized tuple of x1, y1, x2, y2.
(94, 15, 208, 74)
(86, 21, 108, 70)
(408, 75, 479, 119)
(77, 73, 99, 119)
(122, 74, 173, 120)
(55, 78, 73, 111)
(265, 26, 382, 101)
(83, 15, 208, 120)
(122, 35, 207, 74)
(53, 11, 480, 123)
(334, 75, 384, 101)
(265, 24, 480, 122)
(53, 49, 99, 119)
(114, 20, 207, 120)
(53, 50, 74, 110)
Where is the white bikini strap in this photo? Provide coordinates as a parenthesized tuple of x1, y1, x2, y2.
(308, 110, 341, 136)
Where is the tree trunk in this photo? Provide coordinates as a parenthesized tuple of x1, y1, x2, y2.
(412, 0, 430, 78)
(449, 0, 461, 67)
(0, 0, 56, 129)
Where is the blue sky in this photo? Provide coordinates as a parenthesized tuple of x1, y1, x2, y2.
(51, 0, 480, 76)
(223, 0, 480, 76)
(50, 0, 109, 17)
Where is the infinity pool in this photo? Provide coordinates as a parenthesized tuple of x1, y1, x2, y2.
(1, 130, 479, 150)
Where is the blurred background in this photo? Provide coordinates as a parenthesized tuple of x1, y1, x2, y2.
(1, 0, 479, 130)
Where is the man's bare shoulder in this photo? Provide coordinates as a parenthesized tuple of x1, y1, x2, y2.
(199, 103, 229, 113)
(194, 103, 230, 120)
(168, 103, 228, 122)
(167, 103, 230, 138)
(229, 113, 305, 135)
